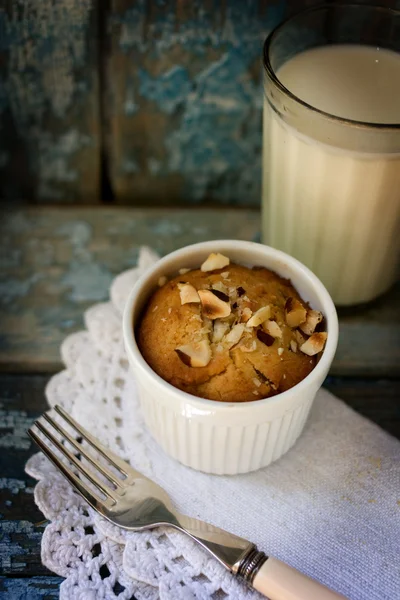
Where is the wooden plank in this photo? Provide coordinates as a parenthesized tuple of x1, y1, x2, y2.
(106, 0, 294, 206)
(105, 0, 400, 208)
(0, 208, 399, 376)
(0, 373, 398, 579)
(0, 375, 54, 578)
(0, 576, 62, 599)
(0, 1, 100, 204)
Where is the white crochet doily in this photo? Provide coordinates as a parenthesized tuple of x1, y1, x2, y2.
(26, 248, 400, 600)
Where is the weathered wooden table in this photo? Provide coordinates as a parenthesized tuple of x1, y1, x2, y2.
(1, 207, 399, 598)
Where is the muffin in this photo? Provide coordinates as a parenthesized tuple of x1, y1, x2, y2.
(137, 252, 327, 402)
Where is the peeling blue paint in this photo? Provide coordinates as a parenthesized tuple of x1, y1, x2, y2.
(1, 0, 289, 205)
(0, 248, 21, 270)
(0, 520, 43, 577)
(162, 47, 262, 203)
(139, 66, 193, 114)
(38, 130, 92, 200)
(56, 219, 113, 301)
(56, 220, 92, 249)
(0, 478, 33, 494)
(149, 220, 184, 236)
(0, 576, 62, 600)
(0, 3, 93, 122)
(0, 1, 98, 203)
(121, 158, 140, 174)
(0, 407, 33, 451)
(61, 260, 113, 303)
(60, 318, 77, 329)
(5, 213, 31, 235)
(148, 157, 162, 175)
(124, 80, 139, 115)
(113, 0, 286, 205)
(0, 274, 42, 304)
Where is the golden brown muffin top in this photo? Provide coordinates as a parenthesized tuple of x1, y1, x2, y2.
(137, 255, 327, 402)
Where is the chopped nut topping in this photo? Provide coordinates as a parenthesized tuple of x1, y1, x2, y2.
(168, 308, 172, 315)
(247, 306, 271, 327)
(285, 297, 307, 328)
(299, 309, 323, 335)
(178, 283, 200, 305)
(196, 317, 212, 338)
(221, 272, 230, 279)
(179, 268, 190, 275)
(294, 329, 307, 347)
(198, 289, 231, 319)
(158, 275, 167, 287)
(203, 316, 212, 329)
(210, 288, 230, 303)
(223, 323, 245, 348)
(253, 378, 261, 388)
(256, 329, 275, 347)
(175, 339, 212, 367)
(240, 340, 257, 353)
(212, 320, 230, 343)
(241, 307, 252, 322)
(300, 332, 327, 356)
(277, 347, 284, 356)
(290, 340, 297, 353)
(211, 281, 229, 295)
(263, 319, 282, 338)
(201, 252, 230, 272)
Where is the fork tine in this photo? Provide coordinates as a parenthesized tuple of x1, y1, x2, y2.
(54, 405, 139, 478)
(28, 427, 108, 510)
(42, 412, 122, 488)
(33, 418, 117, 502)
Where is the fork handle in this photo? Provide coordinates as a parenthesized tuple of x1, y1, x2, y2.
(252, 557, 348, 600)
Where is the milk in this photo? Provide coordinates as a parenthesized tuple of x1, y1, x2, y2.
(262, 45, 400, 305)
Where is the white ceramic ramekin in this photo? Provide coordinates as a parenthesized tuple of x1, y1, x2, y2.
(123, 240, 338, 475)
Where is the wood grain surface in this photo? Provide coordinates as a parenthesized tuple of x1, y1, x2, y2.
(1, 0, 398, 206)
(1, 207, 399, 376)
(0, 576, 62, 599)
(0, 375, 53, 579)
(106, 0, 400, 206)
(105, 0, 287, 205)
(0, 1, 100, 204)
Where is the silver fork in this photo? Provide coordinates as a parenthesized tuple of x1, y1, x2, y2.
(28, 406, 347, 600)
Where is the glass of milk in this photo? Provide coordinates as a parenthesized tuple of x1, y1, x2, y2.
(262, 4, 400, 306)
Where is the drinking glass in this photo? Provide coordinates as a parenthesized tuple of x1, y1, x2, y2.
(262, 4, 400, 305)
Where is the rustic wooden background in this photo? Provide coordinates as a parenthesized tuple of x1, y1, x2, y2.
(0, 3, 399, 597)
(1, 0, 398, 207)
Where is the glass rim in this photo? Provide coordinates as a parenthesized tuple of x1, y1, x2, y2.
(263, 2, 400, 131)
